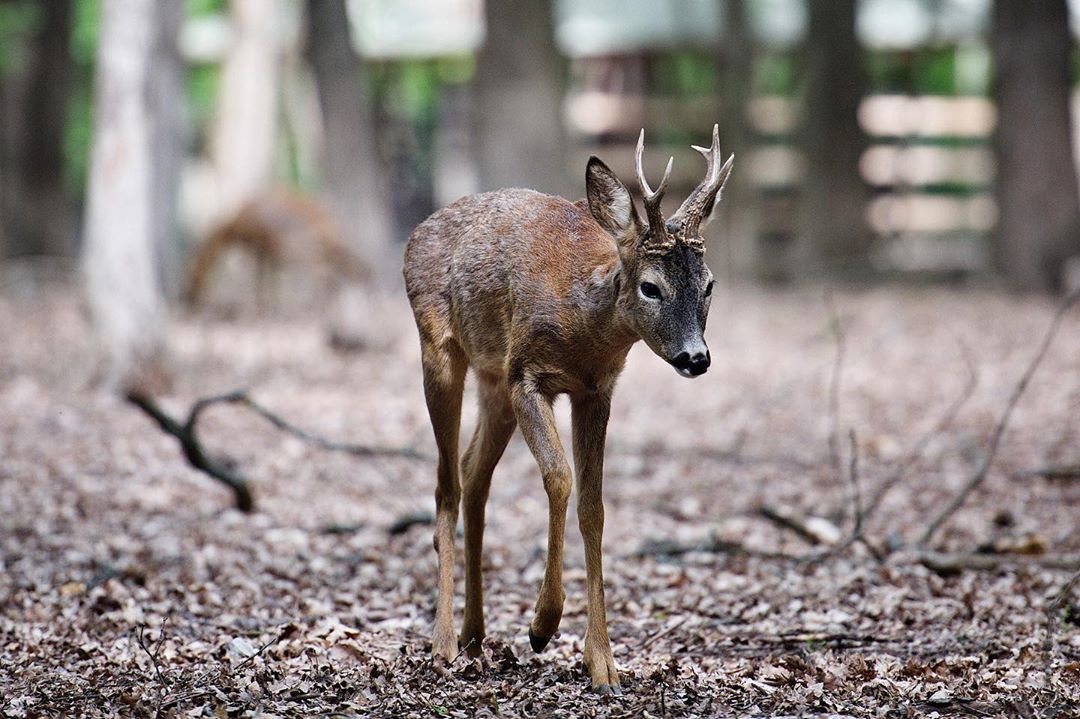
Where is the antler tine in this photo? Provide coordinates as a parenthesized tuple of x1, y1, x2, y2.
(635, 129, 673, 204)
(689, 123, 722, 185)
(672, 123, 731, 239)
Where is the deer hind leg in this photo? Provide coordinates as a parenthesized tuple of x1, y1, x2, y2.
(510, 379, 571, 652)
(459, 374, 516, 657)
(571, 393, 620, 694)
(421, 339, 467, 663)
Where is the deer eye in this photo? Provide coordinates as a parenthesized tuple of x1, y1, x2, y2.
(705, 280, 714, 297)
(639, 282, 662, 301)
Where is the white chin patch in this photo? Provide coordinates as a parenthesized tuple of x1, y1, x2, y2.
(676, 367, 699, 378)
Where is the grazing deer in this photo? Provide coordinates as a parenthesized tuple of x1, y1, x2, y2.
(186, 190, 367, 309)
(404, 126, 733, 693)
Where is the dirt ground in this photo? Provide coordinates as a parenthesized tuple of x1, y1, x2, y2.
(2, 283, 1080, 718)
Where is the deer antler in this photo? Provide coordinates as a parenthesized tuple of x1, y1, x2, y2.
(635, 129, 674, 254)
(671, 124, 734, 239)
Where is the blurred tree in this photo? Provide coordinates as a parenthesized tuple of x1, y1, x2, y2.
(211, 0, 280, 218)
(0, 1, 74, 259)
(24, 0, 74, 257)
(796, 0, 870, 276)
(82, 0, 167, 391)
(991, 0, 1080, 291)
(719, 0, 754, 277)
(305, 0, 394, 272)
(475, 0, 569, 196)
(149, 0, 185, 300)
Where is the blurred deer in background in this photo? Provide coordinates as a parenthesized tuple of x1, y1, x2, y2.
(404, 126, 733, 693)
(186, 189, 368, 312)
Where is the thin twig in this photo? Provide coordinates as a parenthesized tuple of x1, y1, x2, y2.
(642, 616, 690, 650)
(824, 289, 846, 478)
(846, 429, 864, 541)
(135, 619, 169, 719)
(862, 338, 979, 523)
(918, 290, 1080, 546)
(800, 430, 883, 563)
(238, 393, 433, 461)
(128, 389, 433, 511)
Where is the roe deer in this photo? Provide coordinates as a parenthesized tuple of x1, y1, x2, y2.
(186, 190, 367, 309)
(404, 126, 733, 693)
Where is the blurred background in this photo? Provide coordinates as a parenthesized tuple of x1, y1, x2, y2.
(2, 0, 1080, 383)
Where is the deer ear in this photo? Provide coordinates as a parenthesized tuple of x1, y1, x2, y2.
(586, 157, 641, 240)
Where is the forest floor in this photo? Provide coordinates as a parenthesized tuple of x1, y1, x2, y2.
(2, 283, 1080, 718)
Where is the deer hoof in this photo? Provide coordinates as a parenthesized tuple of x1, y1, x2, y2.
(594, 683, 623, 696)
(528, 627, 552, 653)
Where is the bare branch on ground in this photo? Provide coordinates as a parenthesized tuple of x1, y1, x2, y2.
(127, 389, 432, 511)
(127, 391, 255, 511)
(917, 551, 1080, 574)
(917, 290, 1080, 546)
(1014, 464, 1080, 481)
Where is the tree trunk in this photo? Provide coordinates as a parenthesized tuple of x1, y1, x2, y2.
(82, 0, 166, 392)
(992, 0, 1080, 292)
(211, 0, 281, 218)
(0, 0, 74, 259)
(718, 0, 756, 278)
(149, 0, 186, 300)
(305, 0, 393, 271)
(474, 0, 569, 196)
(796, 0, 870, 276)
(24, 0, 74, 257)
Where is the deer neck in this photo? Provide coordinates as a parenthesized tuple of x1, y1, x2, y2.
(582, 259, 639, 352)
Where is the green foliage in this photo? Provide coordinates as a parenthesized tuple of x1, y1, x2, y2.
(0, 1, 41, 75)
(71, 0, 100, 65)
(187, 0, 228, 16)
(654, 50, 718, 96)
(754, 51, 798, 96)
(866, 47, 988, 96)
(187, 64, 222, 151)
(64, 0, 101, 197)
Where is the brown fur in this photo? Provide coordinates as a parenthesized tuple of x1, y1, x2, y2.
(404, 137, 732, 692)
(186, 190, 367, 308)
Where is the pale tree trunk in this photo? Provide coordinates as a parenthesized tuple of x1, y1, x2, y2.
(211, 0, 281, 219)
(149, 0, 186, 300)
(82, 0, 166, 392)
(475, 0, 569, 196)
(305, 0, 393, 272)
(796, 0, 870, 276)
(992, 0, 1080, 292)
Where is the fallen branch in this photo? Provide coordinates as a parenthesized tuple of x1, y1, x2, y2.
(127, 391, 254, 511)
(631, 535, 792, 561)
(917, 551, 1080, 575)
(917, 290, 1080, 546)
(757, 506, 841, 546)
(128, 389, 432, 511)
(1014, 464, 1080, 481)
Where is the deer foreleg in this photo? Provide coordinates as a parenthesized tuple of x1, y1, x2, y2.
(459, 375, 516, 656)
(571, 393, 620, 694)
(511, 379, 571, 651)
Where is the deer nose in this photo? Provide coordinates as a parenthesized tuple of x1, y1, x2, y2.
(671, 349, 710, 377)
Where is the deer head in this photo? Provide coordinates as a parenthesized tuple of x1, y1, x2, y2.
(586, 125, 734, 378)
